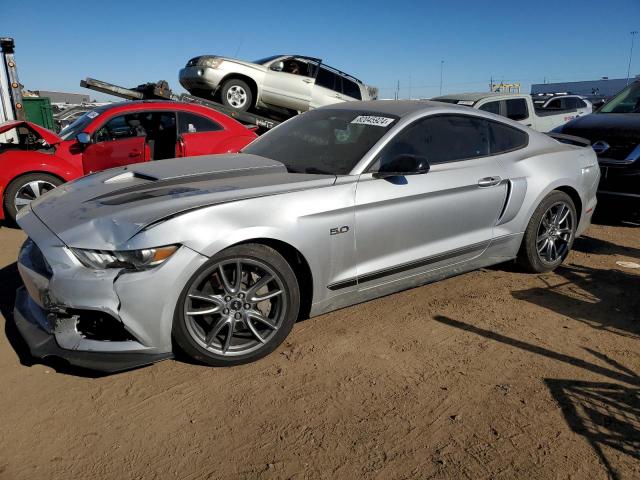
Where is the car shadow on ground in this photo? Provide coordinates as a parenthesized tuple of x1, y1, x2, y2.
(573, 235, 640, 259)
(432, 315, 640, 480)
(512, 263, 640, 340)
(592, 203, 639, 227)
(0, 262, 108, 378)
(0, 220, 19, 230)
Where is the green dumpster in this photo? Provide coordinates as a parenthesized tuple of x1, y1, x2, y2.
(22, 97, 55, 131)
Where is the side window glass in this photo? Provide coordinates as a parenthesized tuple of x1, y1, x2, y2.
(547, 99, 561, 109)
(315, 68, 338, 91)
(281, 58, 314, 77)
(576, 99, 587, 108)
(505, 99, 529, 121)
(342, 78, 362, 100)
(178, 112, 222, 134)
(94, 114, 145, 143)
(375, 115, 490, 170)
(489, 121, 528, 154)
(479, 101, 500, 115)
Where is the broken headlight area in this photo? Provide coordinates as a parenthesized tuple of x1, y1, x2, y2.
(71, 245, 179, 270)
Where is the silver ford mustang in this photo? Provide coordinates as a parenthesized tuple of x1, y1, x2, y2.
(14, 101, 599, 371)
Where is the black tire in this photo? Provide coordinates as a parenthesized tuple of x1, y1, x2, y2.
(220, 78, 253, 112)
(173, 243, 300, 366)
(3, 173, 63, 223)
(517, 190, 577, 273)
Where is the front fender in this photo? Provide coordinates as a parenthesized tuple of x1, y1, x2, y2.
(0, 151, 81, 185)
(126, 182, 358, 307)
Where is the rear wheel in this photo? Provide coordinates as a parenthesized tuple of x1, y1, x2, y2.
(173, 244, 300, 366)
(220, 79, 253, 112)
(517, 190, 577, 273)
(3, 173, 62, 223)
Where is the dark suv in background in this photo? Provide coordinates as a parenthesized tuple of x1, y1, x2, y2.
(554, 80, 640, 213)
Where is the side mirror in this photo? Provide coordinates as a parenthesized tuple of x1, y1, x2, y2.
(76, 132, 91, 145)
(373, 154, 430, 179)
(270, 61, 284, 72)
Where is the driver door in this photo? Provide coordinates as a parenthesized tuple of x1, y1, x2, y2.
(261, 57, 317, 111)
(354, 114, 507, 289)
(82, 113, 147, 173)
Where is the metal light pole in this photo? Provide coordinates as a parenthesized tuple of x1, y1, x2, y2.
(627, 30, 638, 86)
(439, 60, 444, 96)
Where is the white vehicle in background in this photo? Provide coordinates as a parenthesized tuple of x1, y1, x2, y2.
(179, 54, 376, 116)
(538, 95, 593, 114)
(432, 92, 589, 132)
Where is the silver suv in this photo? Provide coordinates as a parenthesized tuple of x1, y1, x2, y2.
(179, 54, 376, 115)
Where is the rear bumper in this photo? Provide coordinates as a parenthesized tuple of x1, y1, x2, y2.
(14, 287, 172, 372)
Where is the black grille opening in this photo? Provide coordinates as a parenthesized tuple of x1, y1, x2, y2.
(72, 310, 137, 342)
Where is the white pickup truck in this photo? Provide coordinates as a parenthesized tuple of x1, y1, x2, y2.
(432, 92, 589, 132)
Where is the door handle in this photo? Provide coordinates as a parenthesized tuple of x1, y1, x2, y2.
(129, 150, 141, 158)
(477, 176, 502, 187)
(302, 78, 313, 83)
(334, 93, 341, 98)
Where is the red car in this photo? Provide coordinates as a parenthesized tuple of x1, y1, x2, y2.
(0, 100, 258, 222)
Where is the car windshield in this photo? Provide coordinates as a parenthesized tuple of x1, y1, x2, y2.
(252, 55, 283, 65)
(598, 82, 640, 113)
(242, 109, 398, 175)
(59, 109, 102, 140)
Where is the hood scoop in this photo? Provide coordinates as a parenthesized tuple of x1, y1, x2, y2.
(104, 171, 159, 184)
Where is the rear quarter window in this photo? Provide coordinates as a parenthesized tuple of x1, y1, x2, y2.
(178, 112, 223, 133)
(489, 121, 528, 154)
(342, 78, 362, 100)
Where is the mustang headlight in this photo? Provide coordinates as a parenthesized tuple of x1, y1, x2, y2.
(71, 245, 179, 270)
(197, 57, 223, 69)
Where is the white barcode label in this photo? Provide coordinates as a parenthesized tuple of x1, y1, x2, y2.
(351, 115, 395, 127)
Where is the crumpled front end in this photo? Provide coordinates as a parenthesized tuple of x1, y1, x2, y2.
(13, 206, 209, 372)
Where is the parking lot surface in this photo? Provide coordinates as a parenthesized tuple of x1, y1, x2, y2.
(0, 220, 638, 480)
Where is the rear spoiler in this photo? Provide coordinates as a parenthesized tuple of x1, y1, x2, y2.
(546, 132, 591, 148)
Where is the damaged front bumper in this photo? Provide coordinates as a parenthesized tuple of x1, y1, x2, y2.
(14, 287, 172, 372)
(13, 207, 209, 372)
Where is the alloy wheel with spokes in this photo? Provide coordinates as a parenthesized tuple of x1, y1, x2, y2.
(174, 244, 300, 366)
(220, 79, 253, 112)
(3, 173, 63, 223)
(517, 190, 577, 273)
(226, 86, 248, 109)
(536, 201, 574, 264)
(14, 180, 57, 212)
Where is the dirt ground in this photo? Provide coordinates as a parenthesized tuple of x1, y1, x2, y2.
(0, 216, 638, 480)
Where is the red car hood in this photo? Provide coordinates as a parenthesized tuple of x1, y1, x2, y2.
(0, 120, 62, 145)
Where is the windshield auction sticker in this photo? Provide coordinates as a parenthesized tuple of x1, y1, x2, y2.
(351, 115, 395, 127)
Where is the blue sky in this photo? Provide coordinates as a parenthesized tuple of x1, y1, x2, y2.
(4, 0, 640, 100)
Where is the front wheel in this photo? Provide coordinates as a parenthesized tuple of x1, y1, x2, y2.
(3, 173, 63, 223)
(517, 190, 577, 273)
(173, 244, 300, 366)
(220, 79, 253, 112)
